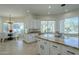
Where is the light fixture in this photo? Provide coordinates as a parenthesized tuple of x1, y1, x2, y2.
(6, 14, 14, 32)
(7, 15, 13, 30)
(7, 15, 13, 24)
(61, 4, 66, 7)
(48, 5, 52, 9)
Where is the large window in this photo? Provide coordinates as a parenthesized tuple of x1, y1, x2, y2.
(60, 17, 78, 34)
(3, 23, 24, 34)
(3, 23, 9, 33)
(12, 23, 24, 34)
(41, 21, 55, 33)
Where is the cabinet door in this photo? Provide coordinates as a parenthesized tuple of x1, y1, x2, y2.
(49, 42, 62, 55)
(37, 39, 42, 54)
(37, 39, 50, 55)
(43, 40, 50, 55)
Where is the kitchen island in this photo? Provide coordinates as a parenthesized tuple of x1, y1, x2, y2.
(23, 33, 39, 43)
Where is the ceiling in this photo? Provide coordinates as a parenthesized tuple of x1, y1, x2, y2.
(0, 4, 79, 17)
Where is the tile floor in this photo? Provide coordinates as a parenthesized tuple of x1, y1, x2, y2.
(0, 39, 38, 55)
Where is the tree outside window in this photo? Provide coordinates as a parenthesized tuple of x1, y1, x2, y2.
(12, 23, 24, 34)
(41, 21, 55, 33)
(64, 17, 78, 34)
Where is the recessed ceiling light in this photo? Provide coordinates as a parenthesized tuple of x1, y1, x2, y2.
(27, 10, 30, 13)
(48, 5, 51, 9)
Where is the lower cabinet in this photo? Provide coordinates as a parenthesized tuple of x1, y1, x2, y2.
(37, 39, 79, 55)
(37, 39, 50, 55)
(49, 42, 62, 55)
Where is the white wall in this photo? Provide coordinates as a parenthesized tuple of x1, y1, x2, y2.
(24, 15, 41, 30)
(56, 9, 79, 20)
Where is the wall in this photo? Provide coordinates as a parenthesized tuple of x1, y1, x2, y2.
(56, 9, 79, 20)
(24, 15, 41, 31)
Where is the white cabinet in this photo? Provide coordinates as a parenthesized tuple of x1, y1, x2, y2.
(49, 42, 62, 55)
(25, 19, 40, 29)
(61, 45, 79, 55)
(37, 39, 50, 55)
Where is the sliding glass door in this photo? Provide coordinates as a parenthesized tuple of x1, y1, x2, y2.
(41, 21, 55, 33)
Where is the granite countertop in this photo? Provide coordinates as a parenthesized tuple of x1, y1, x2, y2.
(37, 34, 79, 49)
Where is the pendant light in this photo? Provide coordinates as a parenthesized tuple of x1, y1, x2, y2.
(8, 15, 13, 32)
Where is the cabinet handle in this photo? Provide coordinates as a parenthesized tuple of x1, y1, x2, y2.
(40, 45, 44, 50)
(52, 45, 58, 48)
(67, 51, 75, 55)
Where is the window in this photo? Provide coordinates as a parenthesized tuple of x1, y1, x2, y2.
(64, 17, 78, 34)
(41, 21, 55, 33)
(12, 23, 24, 34)
(3, 23, 9, 33)
(60, 17, 78, 34)
(0, 17, 3, 32)
(3, 23, 24, 34)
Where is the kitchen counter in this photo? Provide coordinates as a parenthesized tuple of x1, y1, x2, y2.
(36, 34, 79, 49)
